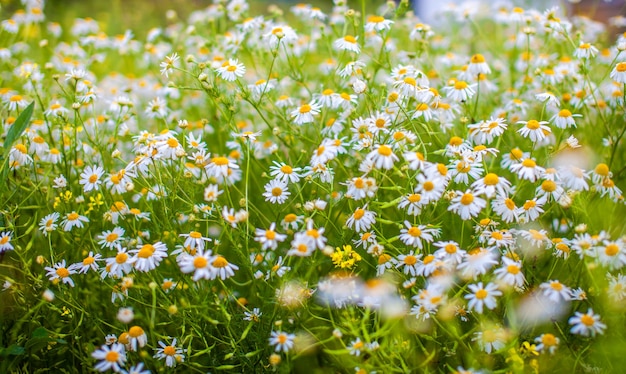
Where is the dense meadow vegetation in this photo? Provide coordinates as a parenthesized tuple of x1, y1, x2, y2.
(1, 0, 626, 372)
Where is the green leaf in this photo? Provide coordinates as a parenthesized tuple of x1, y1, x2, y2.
(1, 344, 25, 356)
(2, 101, 34, 153)
(31, 327, 48, 339)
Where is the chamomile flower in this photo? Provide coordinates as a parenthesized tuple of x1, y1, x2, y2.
(540, 280, 571, 302)
(398, 221, 440, 249)
(0, 231, 14, 253)
(365, 15, 393, 32)
(180, 231, 211, 251)
(129, 242, 168, 272)
(345, 205, 376, 233)
(448, 190, 486, 220)
(45, 260, 77, 287)
(98, 227, 126, 249)
(574, 42, 598, 59)
(569, 309, 606, 337)
(216, 59, 246, 81)
(79, 165, 105, 192)
(334, 35, 360, 54)
(510, 158, 545, 182)
(39, 212, 60, 236)
(290, 101, 321, 125)
(443, 79, 476, 102)
(209, 255, 239, 280)
(471, 173, 511, 198)
(467, 53, 491, 75)
(269, 161, 303, 184)
(551, 109, 581, 129)
(534, 333, 559, 354)
(263, 179, 291, 204)
(154, 338, 184, 367)
(254, 223, 287, 251)
(73, 251, 102, 274)
(92, 343, 126, 372)
(178, 250, 212, 281)
(366, 144, 398, 170)
(398, 193, 426, 216)
(517, 119, 551, 142)
(61, 211, 89, 231)
(493, 257, 525, 288)
(269, 331, 295, 352)
(610, 61, 626, 83)
(465, 282, 502, 314)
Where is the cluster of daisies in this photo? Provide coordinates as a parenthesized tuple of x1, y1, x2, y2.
(2, 0, 626, 372)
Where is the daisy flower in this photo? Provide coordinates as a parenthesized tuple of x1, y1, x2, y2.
(39, 212, 60, 236)
(98, 227, 126, 249)
(254, 223, 287, 251)
(178, 250, 213, 281)
(127, 326, 147, 351)
(345, 205, 376, 233)
(269, 331, 295, 352)
(517, 119, 551, 142)
(433, 240, 466, 265)
(397, 193, 426, 216)
(205, 155, 239, 180)
(569, 309, 606, 337)
(290, 101, 321, 125)
(398, 221, 440, 249)
(510, 158, 545, 182)
(129, 242, 168, 272)
(493, 257, 525, 288)
(467, 53, 491, 75)
(448, 190, 486, 220)
(209, 255, 239, 280)
(104, 247, 134, 278)
(366, 144, 398, 170)
(471, 173, 511, 198)
(333, 35, 360, 53)
(263, 179, 291, 204)
(465, 282, 502, 314)
(457, 248, 498, 280)
(92, 343, 126, 372)
(573, 42, 598, 59)
(60, 211, 89, 231)
(596, 240, 626, 269)
(491, 195, 522, 223)
(0, 231, 14, 253)
(153, 338, 184, 367)
(550, 109, 581, 129)
(443, 80, 476, 102)
(79, 165, 105, 192)
(73, 251, 102, 274)
(269, 161, 303, 184)
(534, 333, 559, 354)
(365, 15, 393, 32)
(473, 327, 507, 354)
(216, 59, 246, 81)
(347, 338, 365, 356)
(45, 260, 77, 287)
(396, 251, 422, 276)
(610, 61, 626, 83)
(540, 280, 571, 302)
(180, 231, 211, 251)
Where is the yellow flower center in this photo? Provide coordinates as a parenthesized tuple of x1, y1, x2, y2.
(423, 181, 434, 191)
(163, 346, 176, 356)
(460, 193, 474, 205)
(378, 145, 392, 156)
(484, 173, 499, 185)
(344, 35, 356, 43)
(138, 244, 155, 258)
(403, 77, 416, 86)
(580, 314, 594, 326)
(271, 187, 283, 196)
(408, 194, 421, 203)
(116, 252, 128, 264)
(454, 81, 468, 90)
(595, 163, 609, 176)
(193, 256, 208, 268)
(471, 54, 485, 63)
(280, 165, 293, 174)
(541, 180, 556, 192)
(522, 159, 536, 168)
(475, 289, 488, 299)
(526, 120, 540, 130)
(299, 104, 311, 114)
(542, 334, 557, 346)
(105, 351, 119, 362)
(504, 198, 516, 210)
(616, 62, 626, 72)
(407, 227, 421, 237)
(507, 264, 520, 274)
(212, 156, 229, 166)
(368, 15, 385, 23)
(353, 209, 365, 220)
(605, 244, 619, 256)
(445, 244, 457, 253)
(403, 255, 417, 265)
(212, 256, 228, 268)
(56, 267, 69, 278)
(265, 230, 276, 240)
(128, 326, 144, 338)
(68, 212, 79, 221)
